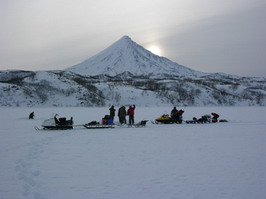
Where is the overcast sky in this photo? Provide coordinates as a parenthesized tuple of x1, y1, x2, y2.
(1, 0, 266, 77)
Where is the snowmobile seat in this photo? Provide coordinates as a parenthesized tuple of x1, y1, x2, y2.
(57, 117, 73, 125)
(59, 117, 66, 123)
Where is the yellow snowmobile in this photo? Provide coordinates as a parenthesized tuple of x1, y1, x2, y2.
(154, 114, 178, 124)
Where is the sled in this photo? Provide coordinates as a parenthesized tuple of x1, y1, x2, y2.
(185, 115, 228, 124)
(128, 120, 149, 128)
(185, 120, 210, 124)
(116, 120, 149, 128)
(83, 121, 114, 129)
(83, 124, 115, 129)
(219, 119, 228, 122)
(83, 125, 114, 129)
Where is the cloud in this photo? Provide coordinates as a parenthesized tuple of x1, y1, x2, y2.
(160, 5, 266, 77)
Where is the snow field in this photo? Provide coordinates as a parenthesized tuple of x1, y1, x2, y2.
(0, 107, 265, 199)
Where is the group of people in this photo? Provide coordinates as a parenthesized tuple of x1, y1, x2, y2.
(170, 107, 185, 123)
(109, 105, 136, 125)
(170, 107, 219, 123)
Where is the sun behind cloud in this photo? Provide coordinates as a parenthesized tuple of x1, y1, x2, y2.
(147, 45, 162, 56)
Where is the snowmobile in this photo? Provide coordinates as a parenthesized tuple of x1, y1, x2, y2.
(40, 114, 73, 130)
(153, 114, 179, 124)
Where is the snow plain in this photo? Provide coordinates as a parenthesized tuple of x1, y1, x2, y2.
(0, 106, 265, 199)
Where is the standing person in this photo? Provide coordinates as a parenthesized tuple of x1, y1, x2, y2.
(29, 112, 35, 119)
(118, 106, 127, 124)
(127, 104, 136, 125)
(109, 105, 116, 120)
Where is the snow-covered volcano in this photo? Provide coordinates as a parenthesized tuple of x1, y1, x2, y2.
(66, 36, 204, 77)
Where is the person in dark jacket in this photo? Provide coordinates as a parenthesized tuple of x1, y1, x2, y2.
(170, 107, 177, 118)
(127, 104, 136, 125)
(29, 112, 35, 119)
(109, 105, 116, 120)
(118, 106, 127, 124)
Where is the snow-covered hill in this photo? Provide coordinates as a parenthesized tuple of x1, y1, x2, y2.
(66, 36, 204, 77)
(0, 70, 265, 107)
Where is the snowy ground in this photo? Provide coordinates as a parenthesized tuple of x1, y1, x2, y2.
(0, 107, 265, 199)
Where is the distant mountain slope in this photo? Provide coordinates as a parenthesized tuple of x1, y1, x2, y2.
(66, 36, 205, 77)
(0, 70, 106, 107)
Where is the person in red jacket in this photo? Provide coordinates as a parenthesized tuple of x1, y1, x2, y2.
(175, 109, 184, 123)
(127, 104, 136, 125)
(211, 113, 219, 123)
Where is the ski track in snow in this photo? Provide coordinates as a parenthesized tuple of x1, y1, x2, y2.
(0, 107, 265, 199)
(14, 134, 66, 199)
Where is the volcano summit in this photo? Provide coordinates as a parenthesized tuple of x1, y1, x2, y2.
(66, 36, 204, 77)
